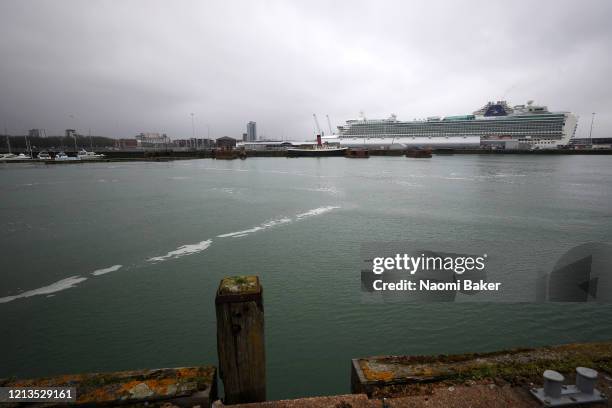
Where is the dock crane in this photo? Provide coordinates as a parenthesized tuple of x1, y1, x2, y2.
(326, 115, 334, 136)
(312, 114, 323, 136)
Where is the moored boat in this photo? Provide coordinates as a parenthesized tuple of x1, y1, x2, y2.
(324, 101, 578, 150)
(37, 151, 52, 160)
(0, 153, 31, 160)
(215, 149, 239, 160)
(77, 149, 105, 160)
(287, 135, 348, 157)
(55, 151, 79, 161)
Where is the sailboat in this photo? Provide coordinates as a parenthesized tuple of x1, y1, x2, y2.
(0, 152, 31, 160)
(1, 133, 31, 160)
(77, 149, 105, 159)
(77, 129, 105, 159)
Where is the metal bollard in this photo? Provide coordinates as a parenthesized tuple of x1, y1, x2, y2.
(543, 370, 564, 398)
(575, 367, 598, 394)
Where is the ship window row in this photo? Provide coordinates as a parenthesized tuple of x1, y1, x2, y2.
(340, 124, 564, 136)
(343, 120, 564, 129)
(340, 133, 564, 140)
(341, 127, 564, 134)
(341, 118, 565, 132)
(341, 129, 564, 137)
(342, 122, 564, 131)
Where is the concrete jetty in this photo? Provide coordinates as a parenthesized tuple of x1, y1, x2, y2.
(2, 276, 611, 407)
(0, 366, 217, 407)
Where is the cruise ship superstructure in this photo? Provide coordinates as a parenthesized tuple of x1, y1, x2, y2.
(324, 101, 578, 149)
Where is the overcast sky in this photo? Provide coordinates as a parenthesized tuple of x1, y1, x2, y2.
(0, 0, 610, 140)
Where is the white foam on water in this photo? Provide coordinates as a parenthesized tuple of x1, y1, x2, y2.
(147, 240, 213, 263)
(295, 206, 340, 219)
(443, 176, 471, 180)
(91, 265, 123, 276)
(490, 173, 526, 178)
(261, 169, 297, 175)
(219, 207, 341, 239)
(212, 187, 236, 194)
(198, 167, 249, 172)
(300, 186, 340, 195)
(0, 276, 88, 304)
(218, 218, 292, 238)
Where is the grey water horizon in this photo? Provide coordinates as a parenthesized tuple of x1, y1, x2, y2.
(1, 155, 611, 399)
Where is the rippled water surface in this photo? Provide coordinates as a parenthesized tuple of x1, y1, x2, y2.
(1, 156, 611, 399)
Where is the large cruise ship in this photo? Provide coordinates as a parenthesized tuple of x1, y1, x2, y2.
(323, 101, 578, 150)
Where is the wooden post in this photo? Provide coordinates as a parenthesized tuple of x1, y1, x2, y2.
(215, 276, 265, 404)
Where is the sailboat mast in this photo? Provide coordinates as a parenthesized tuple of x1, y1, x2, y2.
(5, 127, 11, 154)
(24, 134, 30, 157)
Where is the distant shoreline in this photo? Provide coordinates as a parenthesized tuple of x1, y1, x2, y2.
(1, 148, 611, 164)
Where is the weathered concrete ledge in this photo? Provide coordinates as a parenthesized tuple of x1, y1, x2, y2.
(212, 342, 612, 408)
(0, 366, 216, 407)
(351, 342, 612, 400)
(2, 342, 612, 407)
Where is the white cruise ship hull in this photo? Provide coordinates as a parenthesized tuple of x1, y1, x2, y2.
(331, 101, 578, 150)
(322, 136, 481, 149)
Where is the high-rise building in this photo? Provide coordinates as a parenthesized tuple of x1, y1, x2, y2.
(242, 133, 248, 142)
(247, 121, 257, 142)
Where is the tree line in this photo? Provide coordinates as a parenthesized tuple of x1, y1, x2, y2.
(1, 135, 116, 151)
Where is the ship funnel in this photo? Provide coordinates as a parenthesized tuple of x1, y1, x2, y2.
(316, 134, 322, 146)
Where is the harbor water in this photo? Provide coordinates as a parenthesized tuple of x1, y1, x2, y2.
(1, 156, 612, 399)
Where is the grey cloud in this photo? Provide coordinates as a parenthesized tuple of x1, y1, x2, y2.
(0, 0, 610, 140)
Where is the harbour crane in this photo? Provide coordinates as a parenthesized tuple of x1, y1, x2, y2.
(326, 115, 334, 136)
(312, 114, 323, 136)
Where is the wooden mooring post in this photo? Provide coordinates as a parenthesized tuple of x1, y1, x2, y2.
(215, 276, 266, 404)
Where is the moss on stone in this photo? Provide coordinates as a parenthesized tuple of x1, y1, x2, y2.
(219, 276, 259, 295)
(359, 342, 612, 386)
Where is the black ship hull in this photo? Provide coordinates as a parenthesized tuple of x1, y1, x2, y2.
(287, 147, 347, 157)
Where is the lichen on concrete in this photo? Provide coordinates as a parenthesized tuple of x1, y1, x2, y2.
(0, 366, 216, 406)
(354, 342, 612, 399)
(219, 276, 260, 295)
